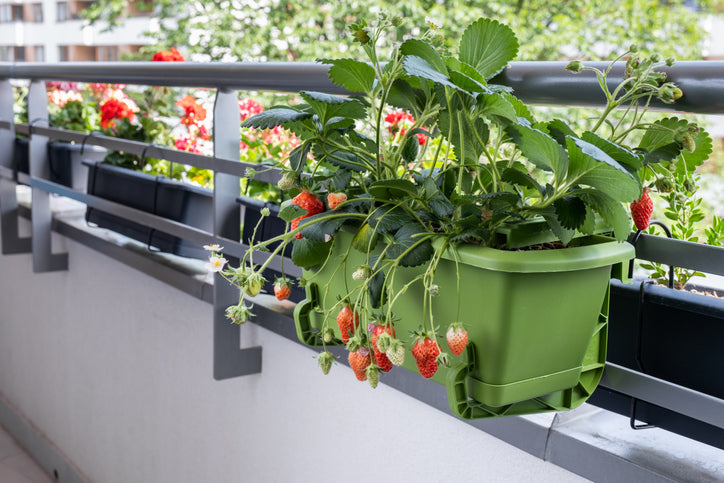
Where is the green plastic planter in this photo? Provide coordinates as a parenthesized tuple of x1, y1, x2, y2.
(294, 228, 633, 420)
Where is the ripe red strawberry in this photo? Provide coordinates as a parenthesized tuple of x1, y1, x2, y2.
(412, 333, 441, 379)
(273, 279, 291, 301)
(327, 192, 347, 210)
(336, 305, 359, 344)
(421, 356, 439, 379)
(630, 188, 653, 231)
(370, 324, 395, 373)
(446, 323, 468, 356)
(349, 347, 371, 381)
(290, 190, 324, 239)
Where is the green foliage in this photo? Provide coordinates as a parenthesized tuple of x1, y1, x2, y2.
(48, 100, 99, 133)
(80, 1, 714, 62)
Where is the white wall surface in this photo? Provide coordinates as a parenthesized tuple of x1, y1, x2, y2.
(0, 231, 592, 482)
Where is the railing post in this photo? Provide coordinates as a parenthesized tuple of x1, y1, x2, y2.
(27, 79, 67, 272)
(212, 88, 262, 379)
(0, 78, 32, 254)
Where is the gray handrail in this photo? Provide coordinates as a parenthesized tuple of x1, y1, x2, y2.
(2, 60, 723, 113)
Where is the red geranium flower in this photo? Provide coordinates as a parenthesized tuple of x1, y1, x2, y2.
(152, 47, 185, 62)
(175, 136, 200, 153)
(99, 97, 136, 129)
(176, 95, 206, 127)
(239, 98, 264, 122)
(384, 110, 427, 145)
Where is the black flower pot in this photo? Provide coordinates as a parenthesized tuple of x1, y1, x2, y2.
(13, 137, 29, 177)
(590, 279, 724, 449)
(47, 141, 107, 190)
(85, 161, 212, 260)
(13, 138, 106, 189)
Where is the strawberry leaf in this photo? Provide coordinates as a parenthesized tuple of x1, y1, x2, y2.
(458, 18, 519, 80)
(402, 55, 459, 90)
(291, 237, 331, 268)
(319, 58, 376, 94)
(298, 213, 347, 242)
(299, 91, 366, 124)
(506, 124, 568, 184)
(241, 107, 312, 129)
(278, 200, 307, 222)
(553, 195, 587, 230)
(387, 222, 434, 267)
(477, 93, 517, 123)
(578, 189, 631, 242)
(400, 39, 448, 75)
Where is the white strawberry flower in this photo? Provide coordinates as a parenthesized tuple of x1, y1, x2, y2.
(425, 16, 442, 30)
(206, 256, 228, 272)
(203, 243, 223, 252)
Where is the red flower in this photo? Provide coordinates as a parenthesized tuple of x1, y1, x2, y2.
(152, 47, 185, 62)
(239, 98, 264, 122)
(176, 95, 206, 127)
(175, 136, 200, 153)
(99, 97, 136, 129)
(384, 110, 426, 145)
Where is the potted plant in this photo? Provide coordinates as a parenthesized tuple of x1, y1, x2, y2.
(84, 77, 218, 259)
(45, 82, 107, 189)
(209, 15, 705, 419)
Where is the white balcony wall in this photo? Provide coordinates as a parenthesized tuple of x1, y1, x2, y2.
(0, 223, 587, 482)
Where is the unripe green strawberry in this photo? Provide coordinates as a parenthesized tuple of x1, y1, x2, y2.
(354, 27, 371, 44)
(683, 177, 697, 193)
(352, 265, 371, 281)
(654, 176, 675, 193)
(386, 339, 405, 366)
(317, 351, 334, 375)
(375, 332, 393, 353)
(681, 133, 696, 153)
(630, 188, 654, 231)
(366, 365, 380, 389)
(277, 171, 297, 191)
(322, 328, 335, 343)
(244, 272, 264, 297)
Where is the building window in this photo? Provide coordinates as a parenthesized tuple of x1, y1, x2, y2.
(57, 2, 68, 21)
(97, 45, 118, 61)
(0, 46, 13, 61)
(58, 45, 69, 61)
(32, 3, 43, 22)
(11, 4, 23, 21)
(34, 45, 44, 61)
(14, 46, 26, 62)
(0, 5, 11, 23)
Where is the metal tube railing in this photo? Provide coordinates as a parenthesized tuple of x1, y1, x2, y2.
(1, 60, 723, 113)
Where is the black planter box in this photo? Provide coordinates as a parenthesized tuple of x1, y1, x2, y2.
(13, 138, 106, 189)
(85, 161, 212, 260)
(590, 278, 724, 449)
(13, 137, 29, 176)
(236, 196, 303, 302)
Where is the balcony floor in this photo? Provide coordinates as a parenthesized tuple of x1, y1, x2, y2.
(0, 425, 52, 483)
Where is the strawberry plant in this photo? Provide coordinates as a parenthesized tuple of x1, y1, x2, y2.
(211, 14, 712, 393)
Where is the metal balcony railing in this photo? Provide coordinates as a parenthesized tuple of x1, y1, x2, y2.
(1, 60, 724, 448)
